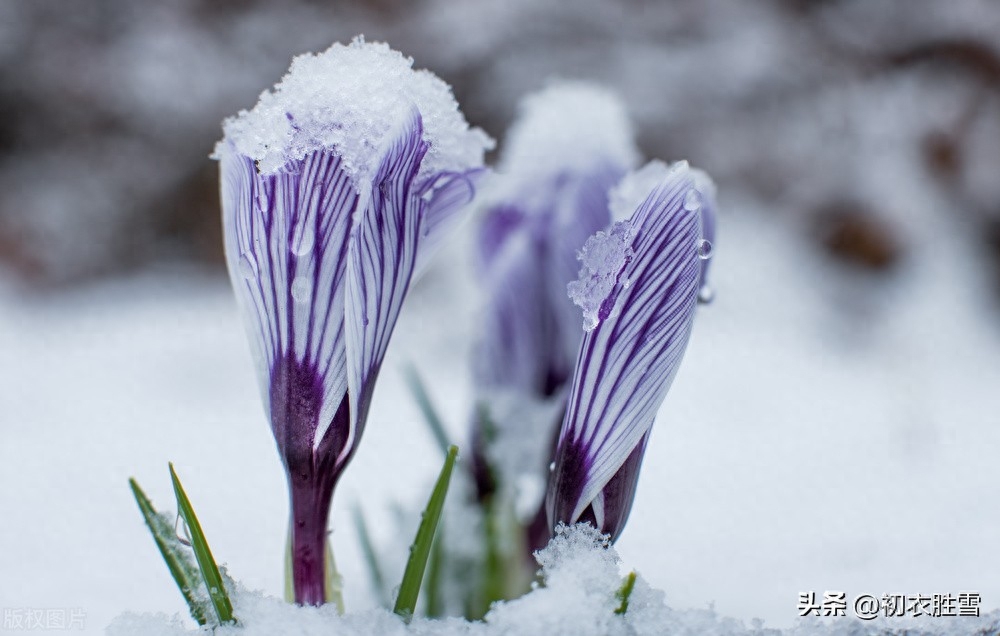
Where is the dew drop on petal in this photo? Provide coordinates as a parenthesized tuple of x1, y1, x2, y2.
(238, 254, 255, 279)
(683, 189, 701, 211)
(549, 462, 556, 472)
(293, 227, 315, 256)
(291, 277, 312, 303)
(697, 239, 713, 260)
(698, 285, 715, 305)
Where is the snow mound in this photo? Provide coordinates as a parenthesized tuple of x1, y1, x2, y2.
(216, 36, 493, 181)
(498, 80, 639, 183)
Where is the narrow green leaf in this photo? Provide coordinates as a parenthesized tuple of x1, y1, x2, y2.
(403, 364, 451, 457)
(283, 529, 294, 604)
(615, 571, 637, 615)
(169, 463, 235, 624)
(324, 538, 345, 613)
(128, 478, 211, 626)
(393, 445, 459, 621)
(353, 505, 390, 607)
(423, 529, 444, 617)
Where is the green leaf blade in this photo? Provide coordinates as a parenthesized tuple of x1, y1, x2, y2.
(403, 364, 451, 457)
(128, 478, 211, 626)
(615, 570, 637, 615)
(393, 444, 459, 621)
(169, 463, 235, 624)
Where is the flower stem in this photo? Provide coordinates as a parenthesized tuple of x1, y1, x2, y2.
(287, 473, 336, 606)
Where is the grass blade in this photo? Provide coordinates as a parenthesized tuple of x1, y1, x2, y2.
(423, 529, 444, 617)
(128, 478, 211, 626)
(393, 445, 458, 621)
(353, 505, 390, 607)
(169, 463, 235, 624)
(615, 571, 637, 615)
(324, 538, 345, 612)
(403, 364, 451, 457)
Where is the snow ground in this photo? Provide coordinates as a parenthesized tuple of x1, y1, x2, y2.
(2, 193, 1000, 634)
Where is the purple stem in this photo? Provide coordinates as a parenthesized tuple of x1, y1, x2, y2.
(288, 470, 336, 605)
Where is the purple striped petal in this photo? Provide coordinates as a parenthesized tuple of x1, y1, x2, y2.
(473, 229, 564, 396)
(343, 108, 427, 459)
(220, 145, 357, 463)
(476, 203, 527, 274)
(474, 164, 625, 399)
(415, 168, 484, 276)
(547, 162, 706, 540)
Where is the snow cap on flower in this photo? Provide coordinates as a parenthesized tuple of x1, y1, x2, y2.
(496, 80, 639, 186)
(217, 37, 491, 605)
(217, 36, 492, 182)
(547, 160, 715, 542)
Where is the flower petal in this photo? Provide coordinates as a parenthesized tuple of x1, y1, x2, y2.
(342, 108, 428, 464)
(550, 163, 702, 526)
(473, 230, 560, 395)
(415, 168, 484, 276)
(221, 145, 358, 458)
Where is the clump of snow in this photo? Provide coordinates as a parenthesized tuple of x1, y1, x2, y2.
(608, 160, 678, 221)
(497, 81, 640, 184)
(567, 221, 634, 331)
(216, 36, 494, 181)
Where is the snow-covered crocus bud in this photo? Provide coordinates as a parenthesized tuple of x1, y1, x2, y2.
(470, 82, 639, 501)
(215, 38, 492, 605)
(546, 160, 716, 542)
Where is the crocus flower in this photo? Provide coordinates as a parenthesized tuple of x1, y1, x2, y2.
(216, 38, 492, 605)
(546, 160, 717, 542)
(470, 83, 639, 503)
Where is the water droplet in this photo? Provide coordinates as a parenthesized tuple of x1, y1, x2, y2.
(293, 228, 315, 256)
(238, 254, 255, 279)
(174, 513, 192, 547)
(291, 277, 312, 303)
(697, 239, 713, 260)
(698, 285, 715, 305)
(549, 462, 556, 472)
(683, 189, 701, 211)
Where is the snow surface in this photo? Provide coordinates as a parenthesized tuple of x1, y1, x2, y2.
(217, 37, 493, 180)
(3, 187, 1000, 633)
(105, 524, 1000, 635)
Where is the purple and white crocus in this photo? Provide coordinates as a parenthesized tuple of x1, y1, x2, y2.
(470, 83, 639, 504)
(216, 38, 492, 605)
(546, 160, 717, 542)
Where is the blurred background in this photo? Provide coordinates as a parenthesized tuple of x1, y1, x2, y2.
(2, 0, 999, 287)
(2, 0, 1000, 633)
